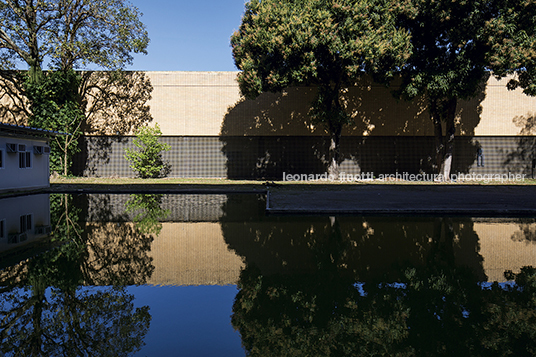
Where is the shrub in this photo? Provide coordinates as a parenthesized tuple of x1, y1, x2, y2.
(125, 124, 171, 178)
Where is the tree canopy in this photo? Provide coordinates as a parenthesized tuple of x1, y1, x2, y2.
(232, 0, 411, 178)
(487, 0, 536, 96)
(0, 0, 148, 75)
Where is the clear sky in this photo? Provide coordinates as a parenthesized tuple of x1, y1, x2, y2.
(127, 0, 247, 72)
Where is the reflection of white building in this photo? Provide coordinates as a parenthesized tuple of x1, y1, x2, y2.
(0, 123, 62, 193)
(0, 194, 51, 253)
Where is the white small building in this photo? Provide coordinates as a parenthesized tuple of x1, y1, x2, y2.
(0, 123, 61, 193)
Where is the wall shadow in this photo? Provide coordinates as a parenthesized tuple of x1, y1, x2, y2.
(220, 75, 485, 179)
(0, 71, 29, 125)
(502, 113, 536, 177)
(73, 71, 153, 176)
(74, 135, 128, 176)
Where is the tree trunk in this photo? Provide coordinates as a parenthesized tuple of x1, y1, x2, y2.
(311, 83, 347, 181)
(431, 100, 444, 176)
(431, 97, 457, 180)
(26, 0, 42, 84)
(440, 98, 457, 180)
(64, 146, 68, 176)
(328, 124, 342, 180)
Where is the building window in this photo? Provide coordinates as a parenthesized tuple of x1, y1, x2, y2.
(0, 220, 4, 239)
(19, 151, 31, 168)
(20, 214, 32, 233)
(0, 149, 3, 168)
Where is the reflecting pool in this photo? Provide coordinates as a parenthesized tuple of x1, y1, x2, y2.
(0, 193, 535, 356)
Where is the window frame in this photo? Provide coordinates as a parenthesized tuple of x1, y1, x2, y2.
(18, 149, 32, 169)
(19, 214, 32, 233)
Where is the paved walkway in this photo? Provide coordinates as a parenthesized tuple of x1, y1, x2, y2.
(267, 185, 536, 215)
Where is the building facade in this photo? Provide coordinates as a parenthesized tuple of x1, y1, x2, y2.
(0, 123, 56, 192)
(74, 71, 536, 180)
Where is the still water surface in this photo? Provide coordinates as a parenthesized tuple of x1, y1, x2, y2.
(0, 193, 535, 356)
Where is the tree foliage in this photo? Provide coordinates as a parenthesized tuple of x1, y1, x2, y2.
(487, 0, 536, 96)
(233, 0, 536, 179)
(125, 124, 171, 179)
(0, 0, 148, 74)
(25, 69, 84, 175)
(231, 0, 411, 178)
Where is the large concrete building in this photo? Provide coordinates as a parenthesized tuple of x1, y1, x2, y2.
(72, 71, 536, 179)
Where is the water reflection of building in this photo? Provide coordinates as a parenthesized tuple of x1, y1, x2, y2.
(0, 194, 51, 257)
(149, 223, 244, 286)
(474, 219, 536, 282)
(144, 219, 535, 285)
(81, 194, 536, 285)
(82, 194, 250, 286)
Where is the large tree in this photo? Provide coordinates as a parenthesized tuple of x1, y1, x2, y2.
(0, 0, 149, 174)
(231, 0, 411, 178)
(394, 0, 496, 179)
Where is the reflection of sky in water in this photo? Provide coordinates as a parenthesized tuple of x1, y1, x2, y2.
(129, 285, 243, 357)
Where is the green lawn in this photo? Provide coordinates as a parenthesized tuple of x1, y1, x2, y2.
(50, 176, 536, 186)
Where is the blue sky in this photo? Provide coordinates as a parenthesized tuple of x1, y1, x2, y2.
(127, 1, 247, 71)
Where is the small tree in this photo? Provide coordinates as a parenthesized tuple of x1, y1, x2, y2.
(125, 124, 171, 178)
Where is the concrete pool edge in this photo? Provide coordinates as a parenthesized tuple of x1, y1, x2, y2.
(44, 183, 536, 215)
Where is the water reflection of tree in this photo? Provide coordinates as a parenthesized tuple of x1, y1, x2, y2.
(229, 217, 536, 356)
(125, 194, 171, 235)
(222, 216, 484, 281)
(83, 221, 155, 286)
(0, 285, 150, 356)
(0, 193, 152, 356)
(511, 220, 536, 244)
